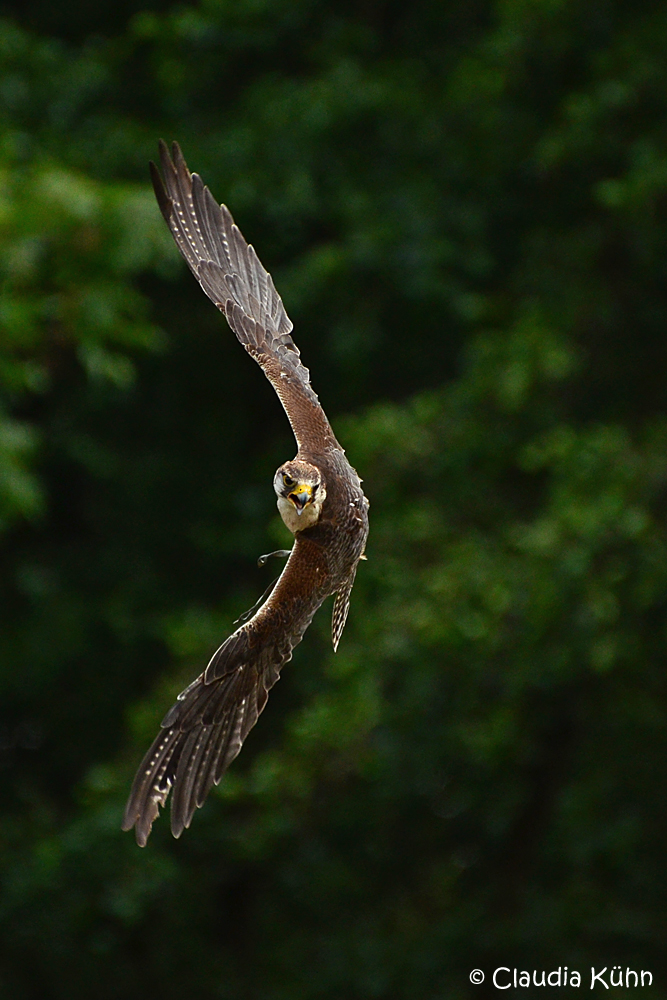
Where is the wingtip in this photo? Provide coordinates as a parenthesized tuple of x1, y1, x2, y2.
(171, 140, 189, 179)
(157, 138, 174, 178)
(170, 814, 186, 840)
(121, 810, 150, 847)
(135, 809, 157, 847)
(149, 158, 173, 223)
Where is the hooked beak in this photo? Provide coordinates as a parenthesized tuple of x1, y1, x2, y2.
(287, 484, 313, 515)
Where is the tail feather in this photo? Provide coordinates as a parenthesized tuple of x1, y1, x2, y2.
(331, 571, 357, 652)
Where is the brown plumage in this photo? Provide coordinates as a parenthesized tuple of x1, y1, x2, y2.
(122, 142, 369, 846)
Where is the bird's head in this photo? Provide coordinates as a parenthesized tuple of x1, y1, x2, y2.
(274, 460, 326, 533)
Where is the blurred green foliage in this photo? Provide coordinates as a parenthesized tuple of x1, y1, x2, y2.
(1, 0, 667, 996)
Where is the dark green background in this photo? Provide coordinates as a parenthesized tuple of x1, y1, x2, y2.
(1, 0, 666, 996)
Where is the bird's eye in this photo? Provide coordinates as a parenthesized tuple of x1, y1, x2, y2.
(283, 474, 295, 489)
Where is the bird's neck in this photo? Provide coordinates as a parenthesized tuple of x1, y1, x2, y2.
(277, 495, 323, 534)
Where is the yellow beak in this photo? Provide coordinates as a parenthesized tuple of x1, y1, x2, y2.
(287, 483, 313, 514)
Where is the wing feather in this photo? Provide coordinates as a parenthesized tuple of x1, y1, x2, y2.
(152, 140, 336, 452)
(122, 661, 280, 845)
(122, 536, 330, 845)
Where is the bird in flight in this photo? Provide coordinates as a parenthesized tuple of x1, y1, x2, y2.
(122, 142, 369, 846)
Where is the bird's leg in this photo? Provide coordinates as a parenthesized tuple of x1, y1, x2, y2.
(257, 548, 292, 568)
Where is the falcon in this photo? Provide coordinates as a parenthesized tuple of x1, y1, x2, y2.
(122, 142, 369, 846)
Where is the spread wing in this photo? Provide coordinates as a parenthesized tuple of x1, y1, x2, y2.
(122, 535, 329, 846)
(151, 140, 337, 454)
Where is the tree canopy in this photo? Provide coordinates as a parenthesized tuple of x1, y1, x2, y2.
(1, 0, 667, 996)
